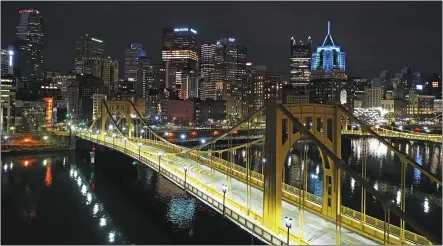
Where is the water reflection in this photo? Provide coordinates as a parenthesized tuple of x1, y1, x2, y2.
(69, 165, 128, 244)
(167, 196, 196, 228)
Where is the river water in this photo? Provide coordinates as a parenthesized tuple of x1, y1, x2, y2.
(1, 136, 441, 244)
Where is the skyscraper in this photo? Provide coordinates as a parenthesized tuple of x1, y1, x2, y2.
(1, 47, 14, 75)
(124, 43, 146, 81)
(309, 22, 353, 110)
(162, 27, 199, 98)
(311, 21, 346, 73)
(13, 9, 44, 83)
(75, 34, 105, 75)
(137, 56, 152, 97)
(200, 43, 216, 100)
(103, 56, 119, 95)
(289, 36, 312, 87)
(214, 37, 247, 121)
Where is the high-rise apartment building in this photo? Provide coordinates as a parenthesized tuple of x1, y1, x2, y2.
(162, 27, 199, 97)
(289, 37, 312, 87)
(75, 34, 105, 75)
(1, 75, 17, 132)
(92, 94, 107, 120)
(213, 37, 247, 121)
(13, 9, 44, 83)
(124, 43, 146, 81)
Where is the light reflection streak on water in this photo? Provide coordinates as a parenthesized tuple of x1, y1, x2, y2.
(69, 165, 125, 244)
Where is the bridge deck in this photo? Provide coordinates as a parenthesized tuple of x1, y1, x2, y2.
(92, 135, 377, 245)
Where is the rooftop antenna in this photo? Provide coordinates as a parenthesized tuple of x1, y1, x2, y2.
(328, 21, 331, 35)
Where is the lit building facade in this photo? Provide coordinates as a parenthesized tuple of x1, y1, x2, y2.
(103, 56, 119, 96)
(124, 43, 146, 81)
(75, 34, 105, 75)
(289, 37, 312, 87)
(200, 43, 216, 100)
(1, 47, 14, 75)
(92, 94, 107, 120)
(309, 22, 352, 110)
(363, 87, 382, 109)
(1, 75, 17, 132)
(14, 9, 44, 83)
(214, 37, 247, 121)
(311, 22, 346, 72)
(162, 27, 198, 97)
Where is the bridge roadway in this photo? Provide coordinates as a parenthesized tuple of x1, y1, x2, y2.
(85, 134, 377, 245)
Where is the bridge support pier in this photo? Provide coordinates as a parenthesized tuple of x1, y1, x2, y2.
(263, 98, 282, 235)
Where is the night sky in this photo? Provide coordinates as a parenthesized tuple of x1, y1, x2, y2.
(1, 1, 442, 79)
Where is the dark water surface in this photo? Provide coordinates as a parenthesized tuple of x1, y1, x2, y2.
(1, 144, 263, 245)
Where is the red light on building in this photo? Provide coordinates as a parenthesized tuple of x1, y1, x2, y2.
(169, 132, 175, 137)
(213, 130, 219, 136)
(233, 130, 238, 134)
(92, 183, 95, 189)
(191, 131, 197, 136)
(92, 147, 96, 151)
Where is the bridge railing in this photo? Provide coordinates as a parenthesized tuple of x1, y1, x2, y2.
(79, 133, 432, 245)
(80, 133, 300, 245)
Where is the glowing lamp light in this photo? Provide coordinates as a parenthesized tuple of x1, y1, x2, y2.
(180, 134, 186, 140)
(201, 139, 206, 144)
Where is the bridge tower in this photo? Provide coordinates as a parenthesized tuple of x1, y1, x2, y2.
(263, 98, 343, 234)
(100, 100, 133, 140)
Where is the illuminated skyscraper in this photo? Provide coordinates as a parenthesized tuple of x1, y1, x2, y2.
(75, 34, 105, 75)
(309, 22, 353, 110)
(162, 27, 199, 98)
(289, 37, 312, 87)
(200, 43, 216, 100)
(214, 37, 247, 121)
(1, 47, 14, 75)
(124, 43, 146, 81)
(14, 9, 44, 82)
(311, 21, 346, 73)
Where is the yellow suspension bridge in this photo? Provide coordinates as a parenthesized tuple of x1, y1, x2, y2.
(57, 99, 441, 245)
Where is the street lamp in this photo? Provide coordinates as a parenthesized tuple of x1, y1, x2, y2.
(284, 216, 293, 245)
(158, 153, 162, 173)
(222, 184, 227, 216)
(141, 129, 145, 139)
(96, 130, 100, 142)
(89, 129, 92, 138)
(124, 137, 127, 151)
(43, 136, 48, 141)
(112, 133, 116, 147)
(138, 142, 142, 160)
(375, 125, 380, 133)
(184, 165, 188, 190)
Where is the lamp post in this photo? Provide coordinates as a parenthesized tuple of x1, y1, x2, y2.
(222, 184, 227, 216)
(375, 125, 380, 133)
(89, 129, 92, 139)
(96, 130, 99, 142)
(158, 153, 162, 173)
(112, 133, 116, 147)
(141, 129, 145, 139)
(138, 142, 142, 160)
(284, 216, 292, 245)
(184, 165, 188, 190)
(124, 137, 127, 151)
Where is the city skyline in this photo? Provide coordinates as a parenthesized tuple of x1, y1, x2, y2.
(1, 1, 441, 79)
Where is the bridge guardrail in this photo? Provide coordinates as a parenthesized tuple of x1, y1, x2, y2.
(78, 133, 432, 245)
(83, 134, 300, 245)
